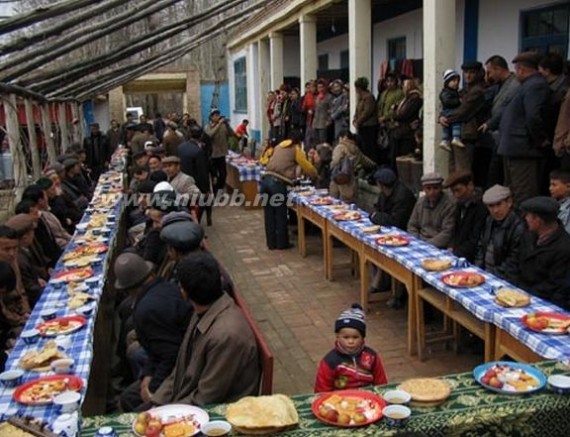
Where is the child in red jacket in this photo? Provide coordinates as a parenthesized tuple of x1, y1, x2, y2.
(314, 303, 388, 392)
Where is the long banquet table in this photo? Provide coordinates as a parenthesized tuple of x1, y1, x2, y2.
(0, 169, 125, 430)
(290, 190, 570, 364)
(81, 360, 570, 436)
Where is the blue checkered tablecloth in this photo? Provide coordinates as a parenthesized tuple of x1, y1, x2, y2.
(290, 191, 570, 362)
(226, 151, 263, 182)
(0, 171, 124, 428)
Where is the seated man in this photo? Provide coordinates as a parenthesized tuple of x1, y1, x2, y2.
(519, 197, 570, 310)
(150, 251, 260, 407)
(114, 253, 190, 412)
(549, 169, 570, 234)
(407, 172, 456, 248)
(474, 185, 525, 284)
(444, 171, 488, 262)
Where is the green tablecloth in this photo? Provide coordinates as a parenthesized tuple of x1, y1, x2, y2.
(81, 361, 570, 436)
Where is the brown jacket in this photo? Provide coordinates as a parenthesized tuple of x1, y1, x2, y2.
(353, 90, 377, 128)
(0, 260, 30, 329)
(152, 293, 260, 406)
(554, 89, 570, 156)
(265, 140, 317, 185)
(163, 130, 183, 157)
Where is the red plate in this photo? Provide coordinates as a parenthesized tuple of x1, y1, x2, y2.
(441, 272, 485, 288)
(332, 211, 361, 221)
(52, 267, 93, 283)
(310, 197, 335, 206)
(521, 312, 570, 335)
(312, 389, 386, 427)
(13, 374, 83, 405)
(36, 315, 87, 337)
(376, 235, 410, 247)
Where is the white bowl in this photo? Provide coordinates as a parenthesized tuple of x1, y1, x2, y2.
(40, 308, 58, 321)
(21, 329, 40, 345)
(50, 358, 75, 374)
(548, 374, 570, 394)
(382, 405, 411, 427)
(53, 391, 81, 413)
(0, 369, 24, 388)
(201, 420, 232, 436)
(383, 389, 411, 405)
(76, 303, 95, 317)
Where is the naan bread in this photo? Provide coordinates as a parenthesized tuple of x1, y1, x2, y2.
(495, 288, 531, 307)
(422, 258, 453, 271)
(226, 394, 298, 431)
(19, 341, 66, 371)
(398, 378, 451, 402)
(68, 291, 94, 310)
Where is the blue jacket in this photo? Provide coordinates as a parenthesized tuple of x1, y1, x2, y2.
(498, 73, 551, 158)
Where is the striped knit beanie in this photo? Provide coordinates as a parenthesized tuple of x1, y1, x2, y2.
(335, 303, 366, 337)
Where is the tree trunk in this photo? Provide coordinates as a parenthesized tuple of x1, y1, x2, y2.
(58, 102, 70, 152)
(71, 102, 82, 144)
(0, 0, 101, 35)
(0, 0, 183, 81)
(4, 94, 28, 202)
(40, 103, 57, 165)
(24, 98, 41, 179)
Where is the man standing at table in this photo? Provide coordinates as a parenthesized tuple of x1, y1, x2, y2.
(518, 197, 570, 310)
(150, 251, 259, 407)
(407, 172, 456, 249)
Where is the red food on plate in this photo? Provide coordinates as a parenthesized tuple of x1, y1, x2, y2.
(310, 197, 334, 206)
(36, 316, 86, 337)
(312, 390, 385, 427)
(52, 267, 93, 283)
(441, 272, 485, 288)
(376, 235, 410, 247)
(332, 211, 361, 221)
(13, 375, 83, 405)
(521, 312, 570, 335)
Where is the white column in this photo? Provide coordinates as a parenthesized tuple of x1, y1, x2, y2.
(423, 0, 456, 176)
(246, 43, 258, 141)
(269, 32, 284, 90)
(348, 0, 371, 133)
(258, 38, 271, 140)
(299, 14, 317, 89)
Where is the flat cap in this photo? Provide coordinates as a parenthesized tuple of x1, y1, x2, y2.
(421, 172, 444, 186)
(443, 170, 473, 188)
(5, 214, 35, 233)
(63, 158, 80, 170)
(45, 163, 64, 174)
(161, 211, 194, 227)
(36, 177, 53, 190)
(162, 156, 181, 164)
(373, 168, 397, 186)
(461, 61, 483, 71)
(512, 51, 541, 69)
(160, 221, 204, 251)
(483, 184, 512, 204)
(520, 196, 560, 217)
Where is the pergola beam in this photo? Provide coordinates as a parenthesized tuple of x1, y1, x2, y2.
(0, 0, 101, 35)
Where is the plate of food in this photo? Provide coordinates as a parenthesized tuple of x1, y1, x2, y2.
(51, 267, 93, 283)
(441, 272, 485, 288)
(494, 288, 531, 308)
(521, 312, 570, 335)
(324, 204, 348, 211)
(62, 244, 108, 262)
(18, 341, 68, 372)
(63, 254, 97, 268)
(473, 361, 546, 394)
(376, 235, 410, 247)
(310, 197, 335, 206)
(312, 390, 385, 427)
(226, 394, 299, 435)
(132, 404, 209, 437)
(397, 378, 451, 406)
(421, 258, 453, 272)
(13, 374, 83, 405)
(36, 316, 86, 337)
(361, 225, 381, 234)
(332, 211, 361, 221)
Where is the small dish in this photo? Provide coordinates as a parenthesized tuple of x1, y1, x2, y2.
(91, 257, 103, 268)
(21, 328, 40, 345)
(76, 303, 95, 317)
(91, 228, 102, 236)
(201, 420, 232, 436)
(548, 374, 570, 395)
(382, 405, 411, 427)
(85, 277, 100, 289)
(100, 228, 111, 238)
(53, 391, 81, 413)
(0, 369, 24, 388)
(50, 358, 75, 375)
(54, 335, 72, 351)
(383, 390, 411, 405)
(40, 308, 58, 321)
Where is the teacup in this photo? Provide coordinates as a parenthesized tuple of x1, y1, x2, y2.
(54, 335, 72, 351)
(85, 277, 100, 289)
(383, 405, 411, 427)
(548, 374, 570, 395)
(0, 369, 24, 388)
(107, 215, 117, 223)
(21, 329, 40, 345)
(91, 257, 103, 268)
(76, 304, 95, 317)
(201, 420, 232, 436)
(51, 358, 75, 374)
(51, 281, 65, 290)
(100, 228, 111, 238)
(53, 391, 81, 413)
(383, 390, 411, 405)
(40, 308, 58, 321)
(52, 413, 79, 436)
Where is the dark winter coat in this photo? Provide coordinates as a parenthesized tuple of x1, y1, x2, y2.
(178, 140, 211, 193)
(450, 194, 488, 262)
(439, 87, 461, 110)
(369, 181, 416, 230)
(446, 83, 487, 141)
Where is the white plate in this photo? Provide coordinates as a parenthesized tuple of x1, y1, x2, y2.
(132, 404, 209, 437)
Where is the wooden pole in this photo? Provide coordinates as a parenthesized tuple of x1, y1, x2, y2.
(70, 102, 82, 144)
(4, 94, 28, 202)
(0, 0, 131, 56)
(0, 0, 101, 35)
(78, 103, 85, 145)
(40, 104, 57, 166)
(0, 0, 182, 81)
(23, 98, 41, 180)
(58, 102, 69, 152)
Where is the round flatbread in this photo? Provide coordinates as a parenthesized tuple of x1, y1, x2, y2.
(495, 288, 531, 308)
(398, 378, 451, 402)
(422, 258, 453, 272)
(226, 394, 298, 432)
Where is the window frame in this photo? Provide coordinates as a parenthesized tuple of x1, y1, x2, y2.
(233, 57, 247, 113)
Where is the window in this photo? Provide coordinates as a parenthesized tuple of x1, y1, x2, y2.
(521, 4, 569, 57)
(234, 57, 247, 112)
(340, 50, 349, 69)
(387, 36, 406, 60)
(318, 54, 329, 71)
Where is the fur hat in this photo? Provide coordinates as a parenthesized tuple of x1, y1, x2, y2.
(335, 303, 366, 337)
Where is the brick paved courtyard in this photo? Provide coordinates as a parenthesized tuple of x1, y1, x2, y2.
(206, 205, 482, 395)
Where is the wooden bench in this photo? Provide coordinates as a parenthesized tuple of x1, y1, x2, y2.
(232, 287, 274, 395)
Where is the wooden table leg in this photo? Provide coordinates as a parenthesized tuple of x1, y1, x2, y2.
(360, 255, 370, 312)
(325, 230, 333, 281)
(415, 283, 424, 361)
(484, 323, 495, 363)
(297, 210, 306, 257)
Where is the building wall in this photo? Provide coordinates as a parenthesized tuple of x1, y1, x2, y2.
(283, 35, 301, 78)
(317, 33, 349, 70)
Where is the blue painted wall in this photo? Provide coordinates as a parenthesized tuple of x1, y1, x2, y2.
(463, 0, 479, 63)
(82, 101, 94, 126)
(200, 82, 229, 126)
